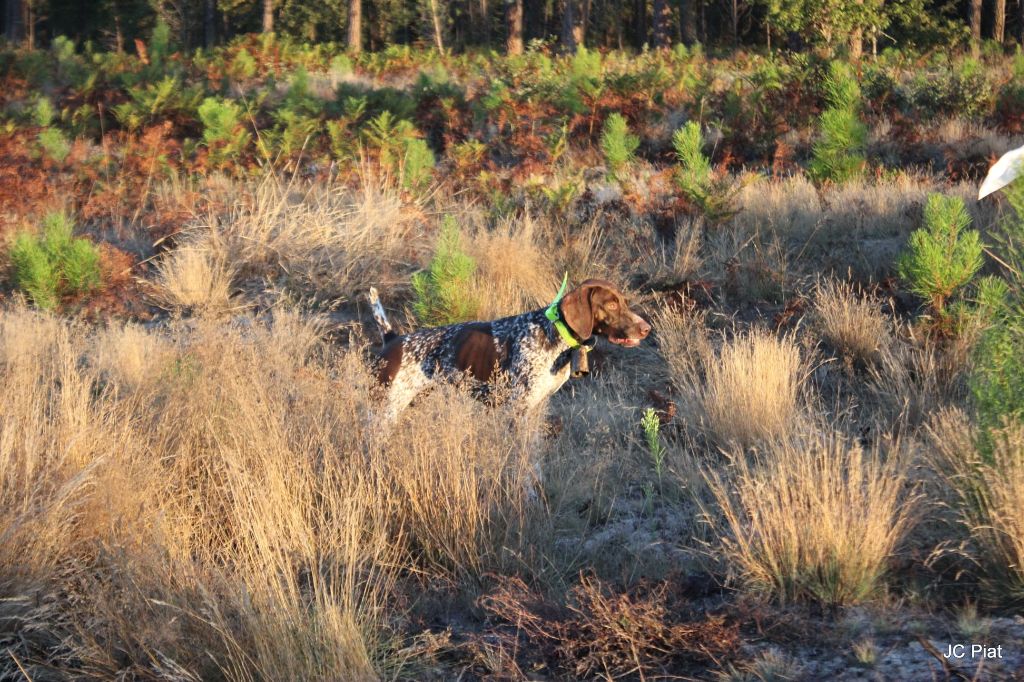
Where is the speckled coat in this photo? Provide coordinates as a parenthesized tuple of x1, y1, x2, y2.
(375, 309, 576, 421)
(372, 279, 652, 422)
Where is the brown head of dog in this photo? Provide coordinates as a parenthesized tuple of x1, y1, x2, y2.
(558, 279, 651, 347)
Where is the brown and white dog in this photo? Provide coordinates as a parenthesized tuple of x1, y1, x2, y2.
(370, 279, 651, 421)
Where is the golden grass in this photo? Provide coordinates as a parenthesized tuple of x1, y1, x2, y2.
(149, 243, 237, 315)
(928, 410, 1024, 609)
(641, 218, 704, 287)
(703, 432, 919, 606)
(467, 214, 556, 319)
(813, 279, 889, 365)
(0, 305, 545, 679)
(688, 327, 806, 449)
(656, 310, 809, 449)
(199, 174, 423, 301)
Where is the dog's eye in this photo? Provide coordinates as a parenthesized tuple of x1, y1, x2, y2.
(605, 301, 619, 312)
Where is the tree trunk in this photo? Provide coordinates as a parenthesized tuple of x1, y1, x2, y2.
(506, 0, 523, 53)
(849, 26, 862, 59)
(429, 0, 446, 53)
(262, 0, 274, 33)
(730, 0, 738, 44)
(478, 0, 490, 44)
(4, 0, 24, 43)
(994, 0, 1006, 43)
(630, 0, 643, 46)
(849, 0, 862, 59)
(204, 0, 216, 47)
(561, 0, 582, 50)
(24, 0, 32, 49)
(970, 0, 982, 56)
(348, 0, 362, 53)
(652, 0, 672, 47)
(680, 0, 697, 44)
(1019, 0, 1024, 44)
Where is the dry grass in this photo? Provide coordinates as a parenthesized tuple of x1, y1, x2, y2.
(675, 327, 807, 449)
(197, 174, 423, 302)
(703, 432, 919, 606)
(149, 242, 237, 315)
(466, 214, 556, 319)
(928, 410, 1024, 609)
(813, 279, 889, 366)
(0, 304, 547, 679)
(641, 218, 704, 287)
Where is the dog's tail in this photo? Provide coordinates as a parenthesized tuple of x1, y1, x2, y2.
(367, 287, 397, 344)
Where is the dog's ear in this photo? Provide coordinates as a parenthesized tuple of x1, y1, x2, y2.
(559, 282, 597, 340)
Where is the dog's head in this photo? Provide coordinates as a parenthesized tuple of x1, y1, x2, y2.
(559, 279, 651, 347)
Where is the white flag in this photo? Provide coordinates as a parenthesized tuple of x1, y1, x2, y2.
(979, 144, 1024, 200)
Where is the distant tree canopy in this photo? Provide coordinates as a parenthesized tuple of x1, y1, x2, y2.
(1, 0, 1021, 54)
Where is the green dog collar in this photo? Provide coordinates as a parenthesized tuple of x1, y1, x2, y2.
(545, 273, 581, 349)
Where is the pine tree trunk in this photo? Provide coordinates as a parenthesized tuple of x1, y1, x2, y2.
(479, 0, 490, 44)
(24, 0, 32, 49)
(730, 0, 738, 44)
(994, 0, 1006, 43)
(262, 0, 274, 33)
(680, 0, 697, 44)
(204, 0, 216, 47)
(849, 0, 863, 59)
(348, 0, 362, 53)
(1019, 0, 1024, 45)
(850, 26, 863, 59)
(970, 0, 982, 56)
(652, 0, 672, 47)
(632, 0, 644, 47)
(4, 0, 24, 43)
(561, 0, 580, 50)
(506, 0, 523, 54)
(429, 0, 446, 53)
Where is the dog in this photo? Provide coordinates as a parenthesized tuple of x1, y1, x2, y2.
(368, 278, 651, 422)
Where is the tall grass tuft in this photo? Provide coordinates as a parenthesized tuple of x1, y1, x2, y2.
(703, 432, 918, 606)
(684, 327, 802, 448)
(929, 410, 1024, 610)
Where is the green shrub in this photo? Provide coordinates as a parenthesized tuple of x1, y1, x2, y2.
(897, 194, 983, 321)
(600, 112, 639, 176)
(672, 121, 735, 223)
(228, 48, 258, 81)
(198, 97, 251, 167)
(33, 97, 56, 127)
(9, 212, 102, 310)
(641, 408, 666, 488)
(37, 127, 71, 163)
(362, 111, 435, 189)
(412, 216, 480, 326)
(972, 180, 1024, 439)
(808, 61, 867, 184)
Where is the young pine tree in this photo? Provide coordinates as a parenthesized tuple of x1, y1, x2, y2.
(809, 61, 868, 184)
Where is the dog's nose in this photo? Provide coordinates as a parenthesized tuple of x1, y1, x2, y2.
(638, 320, 651, 338)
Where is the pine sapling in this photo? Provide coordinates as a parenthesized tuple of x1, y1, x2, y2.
(601, 113, 639, 177)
